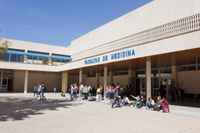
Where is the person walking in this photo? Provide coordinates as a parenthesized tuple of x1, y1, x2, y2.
(33, 85, 37, 97)
(111, 85, 121, 108)
(70, 84, 74, 100)
(41, 82, 47, 100)
(36, 83, 42, 100)
(79, 82, 84, 98)
(74, 83, 78, 99)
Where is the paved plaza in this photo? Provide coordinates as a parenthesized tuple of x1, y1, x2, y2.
(0, 93, 200, 133)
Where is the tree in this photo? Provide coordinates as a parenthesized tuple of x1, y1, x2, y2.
(0, 29, 10, 59)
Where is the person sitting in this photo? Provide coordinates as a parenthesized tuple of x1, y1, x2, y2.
(146, 97, 155, 109)
(153, 96, 162, 111)
(137, 95, 145, 108)
(88, 93, 96, 101)
(121, 96, 130, 106)
(61, 91, 65, 97)
(130, 94, 140, 108)
(158, 98, 170, 113)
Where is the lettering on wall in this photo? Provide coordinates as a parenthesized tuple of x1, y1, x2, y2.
(84, 49, 135, 64)
(111, 49, 135, 60)
(85, 57, 100, 64)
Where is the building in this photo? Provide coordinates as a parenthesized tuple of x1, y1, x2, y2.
(1, 0, 200, 102)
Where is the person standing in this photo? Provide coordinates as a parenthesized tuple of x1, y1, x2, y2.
(169, 84, 176, 102)
(106, 84, 111, 100)
(41, 82, 47, 100)
(160, 82, 165, 99)
(36, 83, 42, 100)
(88, 85, 92, 95)
(33, 85, 37, 97)
(74, 83, 78, 99)
(70, 84, 74, 100)
(82, 85, 88, 100)
(79, 82, 84, 98)
(111, 85, 121, 108)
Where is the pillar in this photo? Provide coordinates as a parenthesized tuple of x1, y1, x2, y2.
(79, 68, 82, 83)
(172, 65, 177, 84)
(62, 71, 68, 93)
(146, 57, 151, 100)
(172, 54, 177, 86)
(104, 65, 108, 98)
(109, 65, 113, 84)
(24, 70, 28, 94)
(79, 68, 82, 94)
(96, 66, 99, 87)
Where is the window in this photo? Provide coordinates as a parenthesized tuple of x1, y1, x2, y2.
(2, 54, 9, 61)
(1, 54, 24, 62)
(27, 56, 48, 65)
(100, 71, 109, 77)
(52, 58, 70, 65)
(178, 57, 197, 71)
(113, 68, 128, 76)
(136, 70, 145, 78)
(87, 72, 96, 77)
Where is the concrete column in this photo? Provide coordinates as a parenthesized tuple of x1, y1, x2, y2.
(172, 65, 177, 84)
(96, 66, 99, 87)
(62, 71, 68, 93)
(79, 68, 83, 84)
(79, 68, 83, 94)
(24, 70, 28, 94)
(104, 65, 108, 98)
(172, 54, 177, 86)
(109, 65, 113, 84)
(146, 57, 151, 100)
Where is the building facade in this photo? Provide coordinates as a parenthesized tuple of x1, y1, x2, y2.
(1, 0, 200, 101)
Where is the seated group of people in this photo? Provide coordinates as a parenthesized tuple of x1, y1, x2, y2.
(146, 96, 169, 112)
(115, 95, 169, 113)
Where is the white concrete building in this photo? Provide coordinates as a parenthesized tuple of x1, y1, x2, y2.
(1, 0, 200, 102)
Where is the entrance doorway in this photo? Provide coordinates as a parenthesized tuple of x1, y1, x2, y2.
(0, 70, 14, 92)
(136, 78, 146, 97)
(129, 77, 146, 97)
(152, 77, 171, 100)
(1, 78, 8, 91)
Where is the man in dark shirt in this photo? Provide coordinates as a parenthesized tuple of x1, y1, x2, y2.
(111, 85, 121, 108)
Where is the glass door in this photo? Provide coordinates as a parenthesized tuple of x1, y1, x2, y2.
(1, 78, 8, 91)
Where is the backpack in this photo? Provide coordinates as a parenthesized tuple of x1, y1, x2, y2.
(43, 85, 47, 92)
(163, 107, 169, 113)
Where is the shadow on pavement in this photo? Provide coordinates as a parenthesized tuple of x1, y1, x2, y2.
(0, 96, 83, 121)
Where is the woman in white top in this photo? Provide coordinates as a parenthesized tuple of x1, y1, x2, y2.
(36, 83, 42, 100)
(70, 84, 74, 100)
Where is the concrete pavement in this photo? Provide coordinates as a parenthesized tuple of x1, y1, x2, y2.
(0, 93, 200, 133)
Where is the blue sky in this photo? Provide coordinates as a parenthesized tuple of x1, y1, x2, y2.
(0, 0, 152, 47)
